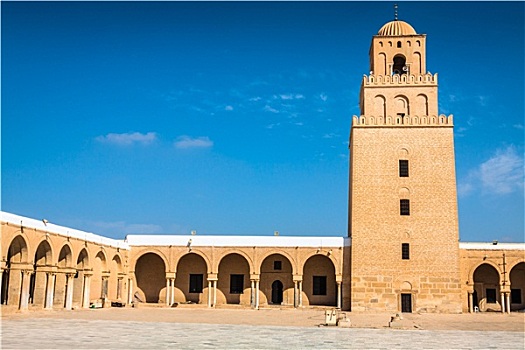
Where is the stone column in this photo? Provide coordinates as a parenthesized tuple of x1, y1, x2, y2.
(166, 278, 171, 306)
(299, 280, 303, 307)
(255, 280, 260, 309)
(250, 280, 255, 307)
(468, 291, 474, 313)
(207, 280, 212, 307)
(101, 277, 109, 299)
(82, 273, 92, 308)
(19, 270, 32, 310)
(117, 278, 123, 300)
(45, 272, 55, 309)
(65, 273, 74, 310)
(127, 278, 133, 305)
(506, 293, 511, 314)
(293, 281, 298, 308)
(213, 280, 217, 307)
(170, 278, 175, 305)
(337, 281, 342, 309)
(0, 266, 3, 302)
(500, 292, 506, 313)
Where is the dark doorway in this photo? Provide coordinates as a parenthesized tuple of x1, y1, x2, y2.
(401, 293, 412, 313)
(271, 280, 283, 304)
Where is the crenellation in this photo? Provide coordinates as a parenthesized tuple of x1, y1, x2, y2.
(352, 114, 453, 127)
(363, 73, 437, 85)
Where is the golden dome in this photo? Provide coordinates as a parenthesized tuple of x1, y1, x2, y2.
(377, 20, 417, 36)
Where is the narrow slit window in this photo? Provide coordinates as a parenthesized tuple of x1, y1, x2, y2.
(402, 243, 410, 260)
(400, 199, 410, 215)
(399, 160, 409, 177)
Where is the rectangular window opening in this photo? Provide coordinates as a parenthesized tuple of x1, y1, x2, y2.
(402, 243, 410, 260)
(230, 274, 244, 294)
(189, 274, 203, 293)
(400, 199, 410, 216)
(399, 160, 409, 177)
(274, 261, 282, 270)
(511, 289, 522, 304)
(486, 288, 497, 303)
(313, 276, 327, 296)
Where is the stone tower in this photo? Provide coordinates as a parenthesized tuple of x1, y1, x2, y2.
(348, 18, 462, 313)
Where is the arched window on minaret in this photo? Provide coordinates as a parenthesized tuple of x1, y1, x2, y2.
(416, 94, 428, 116)
(412, 52, 422, 75)
(374, 95, 386, 118)
(392, 54, 407, 75)
(394, 95, 409, 121)
(378, 53, 387, 76)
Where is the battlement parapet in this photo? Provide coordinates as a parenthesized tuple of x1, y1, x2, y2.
(363, 73, 437, 86)
(352, 114, 453, 127)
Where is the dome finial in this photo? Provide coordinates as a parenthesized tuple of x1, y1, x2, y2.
(394, 3, 398, 21)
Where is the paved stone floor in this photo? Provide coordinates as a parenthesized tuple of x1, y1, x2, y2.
(2, 317, 523, 349)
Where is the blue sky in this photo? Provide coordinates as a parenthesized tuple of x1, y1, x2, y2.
(2, 1, 524, 242)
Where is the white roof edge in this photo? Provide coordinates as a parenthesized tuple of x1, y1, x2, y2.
(1, 211, 130, 250)
(460, 242, 525, 250)
(125, 234, 345, 248)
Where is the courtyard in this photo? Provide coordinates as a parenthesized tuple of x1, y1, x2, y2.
(2, 307, 524, 349)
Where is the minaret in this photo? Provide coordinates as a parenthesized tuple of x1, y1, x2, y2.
(347, 17, 462, 313)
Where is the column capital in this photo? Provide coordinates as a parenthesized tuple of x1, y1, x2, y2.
(58, 267, 77, 275)
(250, 274, 260, 281)
(37, 265, 58, 273)
(9, 262, 33, 271)
(207, 273, 218, 281)
(293, 275, 303, 282)
(165, 272, 176, 279)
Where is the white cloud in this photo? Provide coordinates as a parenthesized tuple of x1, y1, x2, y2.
(479, 146, 524, 195)
(249, 96, 262, 102)
(264, 105, 279, 113)
(174, 136, 214, 149)
(323, 133, 339, 139)
(320, 93, 328, 102)
(513, 124, 524, 130)
(95, 132, 157, 146)
(458, 146, 524, 197)
(276, 93, 305, 100)
(224, 105, 234, 111)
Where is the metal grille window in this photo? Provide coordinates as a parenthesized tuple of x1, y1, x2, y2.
(189, 274, 203, 293)
(402, 243, 410, 260)
(313, 276, 327, 295)
(400, 199, 410, 215)
(230, 274, 244, 294)
(399, 160, 409, 177)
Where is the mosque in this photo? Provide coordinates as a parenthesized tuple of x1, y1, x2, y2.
(1, 17, 524, 314)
